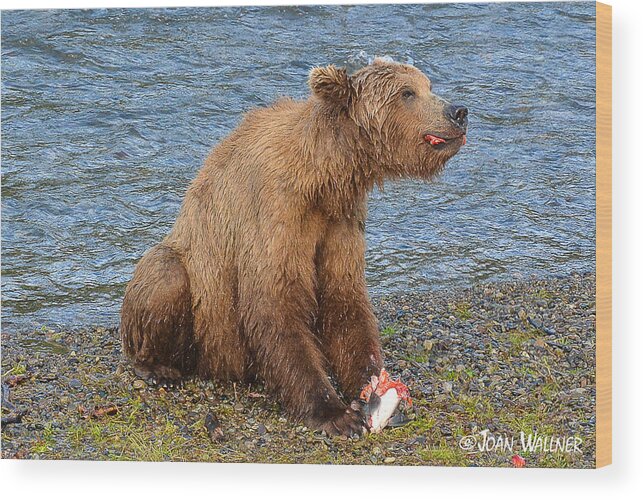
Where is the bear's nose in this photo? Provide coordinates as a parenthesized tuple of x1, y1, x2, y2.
(446, 104, 468, 130)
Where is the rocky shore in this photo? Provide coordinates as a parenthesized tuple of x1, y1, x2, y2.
(1, 273, 596, 467)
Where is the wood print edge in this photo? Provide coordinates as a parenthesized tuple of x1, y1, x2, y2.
(595, 0, 612, 469)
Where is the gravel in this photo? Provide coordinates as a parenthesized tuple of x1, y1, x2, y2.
(1, 272, 596, 467)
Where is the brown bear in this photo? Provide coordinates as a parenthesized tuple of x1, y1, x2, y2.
(120, 59, 467, 436)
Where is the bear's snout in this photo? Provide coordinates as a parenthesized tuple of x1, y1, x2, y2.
(445, 104, 469, 132)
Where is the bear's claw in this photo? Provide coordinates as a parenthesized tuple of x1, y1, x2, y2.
(315, 405, 366, 438)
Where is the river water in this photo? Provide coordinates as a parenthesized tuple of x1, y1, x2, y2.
(1, 2, 596, 331)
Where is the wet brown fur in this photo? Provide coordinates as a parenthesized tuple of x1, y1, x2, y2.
(121, 60, 465, 436)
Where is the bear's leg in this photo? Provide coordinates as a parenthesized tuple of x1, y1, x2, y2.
(316, 222, 384, 399)
(120, 244, 195, 386)
(240, 238, 364, 436)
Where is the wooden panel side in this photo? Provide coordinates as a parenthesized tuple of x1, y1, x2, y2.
(595, 1, 612, 469)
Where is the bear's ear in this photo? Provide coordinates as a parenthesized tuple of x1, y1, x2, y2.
(309, 65, 352, 108)
(372, 56, 394, 66)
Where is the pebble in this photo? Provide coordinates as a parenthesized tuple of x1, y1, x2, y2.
(68, 379, 82, 389)
(132, 379, 146, 390)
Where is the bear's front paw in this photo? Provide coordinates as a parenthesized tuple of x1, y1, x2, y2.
(312, 405, 366, 437)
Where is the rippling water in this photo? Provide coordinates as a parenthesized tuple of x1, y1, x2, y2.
(1, 2, 596, 331)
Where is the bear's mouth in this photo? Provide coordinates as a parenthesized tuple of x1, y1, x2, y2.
(423, 133, 466, 147)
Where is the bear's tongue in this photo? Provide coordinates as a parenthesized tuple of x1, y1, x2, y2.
(424, 134, 467, 146)
(424, 134, 446, 146)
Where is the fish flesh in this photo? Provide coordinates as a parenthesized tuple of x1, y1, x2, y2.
(359, 369, 412, 433)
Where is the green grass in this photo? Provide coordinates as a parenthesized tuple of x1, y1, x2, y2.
(380, 325, 397, 338)
(442, 367, 475, 383)
(31, 423, 56, 454)
(506, 328, 543, 355)
(537, 453, 573, 468)
(457, 395, 496, 421)
(395, 415, 437, 436)
(517, 364, 538, 378)
(533, 289, 554, 300)
(401, 352, 429, 364)
(418, 444, 468, 466)
(3, 361, 27, 377)
(538, 381, 560, 399)
(452, 303, 473, 320)
(54, 395, 211, 462)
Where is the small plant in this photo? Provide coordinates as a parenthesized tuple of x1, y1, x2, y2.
(453, 303, 473, 320)
(32, 423, 56, 454)
(3, 361, 27, 377)
(458, 394, 495, 421)
(402, 352, 429, 364)
(506, 329, 539, 354)
(380, 325, 397, 338)
(533, 289, 554, 300)
(419, 444, 467, 466)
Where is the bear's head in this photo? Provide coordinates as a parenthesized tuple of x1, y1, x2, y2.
(309, 59, 468, 180)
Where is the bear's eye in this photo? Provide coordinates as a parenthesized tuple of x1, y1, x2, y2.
(401, 89, 416, 100)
